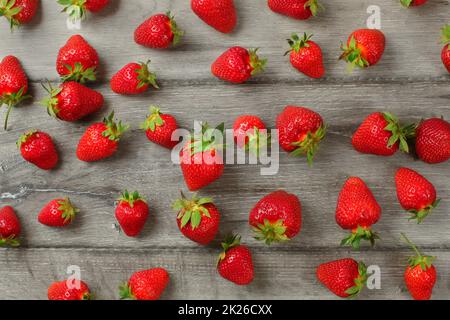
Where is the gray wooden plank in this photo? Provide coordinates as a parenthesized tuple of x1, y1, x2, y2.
(0, 82, 448, 249)
(0, 0, 448, 82)
(0, 248, 448, 300)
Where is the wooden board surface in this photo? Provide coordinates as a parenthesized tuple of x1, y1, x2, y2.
(0, 0, 449, 300)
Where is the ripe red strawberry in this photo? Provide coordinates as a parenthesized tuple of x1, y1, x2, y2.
(48, 280, 91, 300)
(400, 0, 427, 7)
(211, 47, 266, 84)
(415, 118, 450, 164)
(38, 198, 79, 227)
(276, 106, 326, 165)
(340, 29, 385, 71)
(0, 206, 21, 247)
(58, 0, 109, 21)
(191, 0, 237, 34)
(352, 112, 415, 156)
(56, 35, 99, 83)
(395, 168, 440, 223)
(180, 123, 225, 191)
(336, 177, 381, 249)
(0, 55, 30, 130)
(172, 192, 220, 245)
(268, 0, 322, 20)
(401, 233, 436, 300)
(17, 130, 59, 170)
(233, 115, 268, 154)
(217, 235, 254, 285)
(110, 61, 159, 95)
(115, 190, 149, 237)
(0, 0, 39, 29)
(41, 81, 104, 122)
(441, 25, 450, 73)
(286, 33, 325, 79)
(249, 190, 301, 244)
(316, 258, 367, 298)
(134, 12, 184, 49)
(76, 112, 128, 162)
(120, 268, 169, 300)
(141, 106, 179, 149)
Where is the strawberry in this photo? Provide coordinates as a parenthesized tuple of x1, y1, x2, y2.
(134, 12, 184, 49)
(141, 106, 179, 149)
(0, 206, 21, 247)
(395, 168, 440, 223)
(401, 233, 437, 300)
(286, 33, 325, 79)
(233, 115, 268, 154)
(56, 35, 99, 83)
(400, 0, 427, 7)
(336, 177, 381, 250)
(58, 0, 109, 21)
(415, 118, 450, 164)
(0, 55, 30, 130)
(120, 268, 169, 300)
(211, 47, 266, 84)
(115, 190, 149, 237)
(48, 280, 91, 300)
(217, 234, 254, 285)
(180, 123, 225, 191)
(38, 198, 79, 227)
(276, 106, 326, 165)
(17, 130, 59, 170)
(76, 112, 128, 162)
(316, 258, 367, 298)
(41, 81, 104, 122)
(352, 112, 415, 156)
(249, 190, 301, 245)
(0, 0, 38, 29)
(191, 0, 237, 34)
(172, 192, 220, 245)
(110, 61, 159, 95)
(268, 0, 322, 20)
(441, 25, 450, 73)
(340, 29, 385, 71)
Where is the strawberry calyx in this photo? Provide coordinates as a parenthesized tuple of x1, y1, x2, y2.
(40, 82, 63, 119)
(305, 0, 323, 16)
(383, 112, 416, 153)
(188, 122, 225, 156)
(252, 219, 289, 245)
(172, 191, 213, 230)
(245, 126, 270, 156)
(400, 0, 414, 7)
(16, 129, 37, 148)
(408, 199, 441, 224)
(58, 198, 79, 224)
(57, 0, 88, 22)
(136, 61, 159, 90)
(217, 234, 241, 265)
(167, 11, 184, 46)
(285, 33, 312, 55)
(341, 225, 380, 250)
(340, 36, 370, 72)
(140, 106, 165, 132)
(81, 292, 91, 300)
(0, 0, 24, 29)
(441, 24, 450, 50)
(1, 86, 31, 130)
(0, 234, 20, 247)
(290, 124, 327, 166)
(118, 190, 146, 208)
(401, 233, 435, 271)
(119, 282, 136, 300)
(344, 261, 367, 298)
(61, 62, 97, 84)
(248, 48, 267, 76)
(102, 111, 129, 142)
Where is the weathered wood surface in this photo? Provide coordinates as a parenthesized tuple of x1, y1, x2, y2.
(0, 0, 449, 299)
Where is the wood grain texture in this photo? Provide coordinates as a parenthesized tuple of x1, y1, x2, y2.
(0, 0, 449, 299)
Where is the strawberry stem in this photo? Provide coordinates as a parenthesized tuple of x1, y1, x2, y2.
(172, 192, 213, 229)
(252, 219, 289, 245)
(401, 233, 436, 271)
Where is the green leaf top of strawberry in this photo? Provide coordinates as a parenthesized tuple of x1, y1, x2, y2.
(305, 0, 323, 16)
(441, 24, 450, 49)
(172, 192, 213, 229)
(0, 0, 23, 29)
(166, 11, 184, 46)
(248, 49, 267, 76)
(400, 0, 414, 7)
(101, 111, 129, 142)
(189, 122, 225, 155)
(140, 106, 164, 132)
(136, 61, 159, 90)
(0, 233, 20, 247)
(340, 36, 369, 72)
(245, 127, 270, 156)
(290, 124, 326, 166)
(382, 112, 416, 153)
(252, 219, 289, 245)
(58, 198, 80, 224)
(40, 82, 63, 118)
(217, 234, 241, 264)
(401, 233, 435, 271)
(16, 129, 37, 148)
(408, 199, 441, 224)
(61, 62, 97, 83)
(341, 225, 380, 250)
(118, 190, 146, 208)
(57, 0, 88, 22)
(0, 85, 31, 130)
(344, 261, 367, 298)
(286, 33, 312, 55)
(118, 282, 135, 300)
